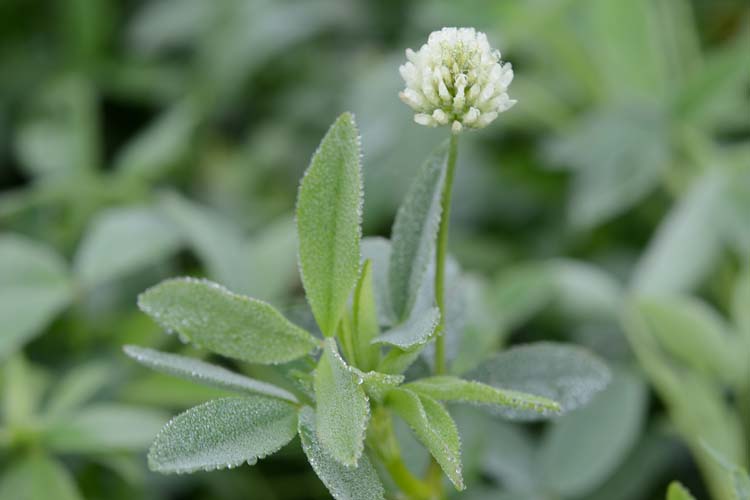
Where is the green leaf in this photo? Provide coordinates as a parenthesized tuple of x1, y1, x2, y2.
(2, 355, 48, 424)
(389, 140, 448, 320)
(147, 396, 298, 474)
(701, 442, 750, 500)
(297, 112, 362, 337)
(631, 172, 725, 294)
(123, 345, 298, 403)
(74, 205, 182, 288)
(404, 376, 560, 415)
(549, 259, 622, 322)
(732, 266, 750, 342)
(44, 404, 168, 454)
(377, 346, 423, 375)
(0, 454, 82, 500)
(352, 260, 381, 371)
(667, 482, 696, 500)
(298, 407, 385, 500)
(538, 369, 647, 497)
(373, 307, 440, 349)
(351, 369, 404, 403)
(491, 262, 554, 332)
(635, 296, 740, 384)
(0, 234, 72, 359)
(314, 338, 369, 466)
(138, 278, 318, 364)
(469, 342, 611, 420)
(386, 388, 464, 490)
(45, 361, 112, 416)
(114, 101, 197, 180)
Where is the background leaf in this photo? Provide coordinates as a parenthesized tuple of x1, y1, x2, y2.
(469, 342, 611, 420)
(0, 454, 83, 500)
(0, 234, 72, 358)
(297, 112, 362, 337)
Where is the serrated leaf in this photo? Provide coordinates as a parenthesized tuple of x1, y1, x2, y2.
(0, 234, 72, 359)
(389, 141, 448, 320)
(387, 388, 463, 490)
(298, 407, 385, 500)
(404, 376, 560, 415)
(373, 306, 440, 349)
(123, 345, 298, 403)
(538, 369, 647, 497)
(44, 404, 168, 454)
(352, 260, 381, 371)
(74, 205, 182, 288)
(667, 482, 696, 500)
(297, 112, 362, 337)
(469, 342, 611, 420)
(138, 278, 317, 364)
(635, 296, 740, 384)
(148, 396, 298, 473)
(631, 172, 725, 294)
(0, 454, 82, 500)
(314, 338, 369, 466)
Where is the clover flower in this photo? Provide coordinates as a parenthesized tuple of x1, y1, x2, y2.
(399, 27, 516, 134)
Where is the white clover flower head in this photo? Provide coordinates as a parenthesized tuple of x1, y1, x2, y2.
(399, 27, 516, 134)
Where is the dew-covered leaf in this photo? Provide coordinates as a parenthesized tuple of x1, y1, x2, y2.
(314, 338, 369, 466)
(74, 205, 182, 288)
(631, 172, 725, 295)
(386, 388, 464, 490)
(537, 369, 647, 497)
(373, 307, 440, 349)
(298, 407, 385, 500)
(148, 396, 298, 474)
(469, 342, 611, 420)
(123, 345, 298, 403)
(0, 234, 72, 359)
(404, 376, 560, 415)
(44, 404, 168, 453)
(667, 482, 697, 500)
(138, 278, 318, 364)
(352, 260, 381, 371)
(0, 454, 82, 500)
(351, 368, 404, 403)
(297, 112, 362, 337)
(389, 140, 448, 320)
(635, 296, 740, 384)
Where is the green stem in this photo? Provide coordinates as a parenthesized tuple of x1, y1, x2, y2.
(434, 133, 459, 376)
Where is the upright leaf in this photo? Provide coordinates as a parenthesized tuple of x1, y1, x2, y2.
(314, 339, 369, 466)
(123, 345, 298, 402)
(0, 454, 82, 500)
(138, 278, 318, 364)
(352, 260, 381, 371)
(148, 396, 298, 473)
(297, 112, 362, 336)
(74, 205, 182, 288)
(361, 237, 396, 326)
(0, 234, 72, 359)
(389, 141, 448, 320)
(405, 376, 560, 415)
(387, 388, 464, 490)
(469, 342, 611, 420)
(298, 407, 385, 500)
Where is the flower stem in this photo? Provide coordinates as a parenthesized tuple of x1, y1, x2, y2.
(434, 133, 459, 376)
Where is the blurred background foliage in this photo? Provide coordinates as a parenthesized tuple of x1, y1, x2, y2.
(0, 0, 749, 499)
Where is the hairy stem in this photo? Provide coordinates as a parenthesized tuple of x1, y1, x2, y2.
(434, 133, 459, 376)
